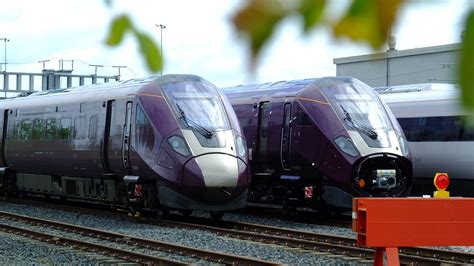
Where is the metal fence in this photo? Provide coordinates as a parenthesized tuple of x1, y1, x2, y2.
(0, 70, 120, 99)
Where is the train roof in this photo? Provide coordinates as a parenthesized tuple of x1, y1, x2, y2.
(220, 78, 319, 99)
(376, 83, 463, 117)
(0, 74, 204, 110)
(374, 83, 458, 94)
(376, 83, 460, 104)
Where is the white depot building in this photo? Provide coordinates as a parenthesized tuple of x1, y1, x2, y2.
(333, 41, 460, 87)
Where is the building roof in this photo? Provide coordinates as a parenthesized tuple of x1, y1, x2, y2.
(333, 43, 461, 65)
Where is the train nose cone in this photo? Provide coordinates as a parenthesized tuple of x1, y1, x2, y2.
(183, 153, 239, 188)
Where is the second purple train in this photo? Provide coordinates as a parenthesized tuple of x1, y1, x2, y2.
(222, 77, 413, 213)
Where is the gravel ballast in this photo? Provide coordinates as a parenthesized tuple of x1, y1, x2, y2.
(0, 202, 374, 265)
(0, 201, 472, 264)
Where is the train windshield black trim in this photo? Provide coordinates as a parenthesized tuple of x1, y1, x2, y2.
(162, 81, 230, 131)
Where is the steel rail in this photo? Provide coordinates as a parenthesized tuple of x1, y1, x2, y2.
(153, 218, 472, 265)
(0, 222, 183, 265)
(0, 210, 277, 265)
(4, 198, 473, 264)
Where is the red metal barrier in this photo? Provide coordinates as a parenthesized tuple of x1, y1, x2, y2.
(352, 197, 474, 265)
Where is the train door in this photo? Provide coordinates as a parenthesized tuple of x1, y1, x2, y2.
(102, 100, 114, 172)
(0, 109, 8, 167)
(280, 103, 292, 170)
(122, 101, 132, 169)
(105, 99, 134, 173)
(256, 101, 271, 171)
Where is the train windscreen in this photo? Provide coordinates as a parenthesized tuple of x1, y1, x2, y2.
(162, 81, 230, 131)
(318, 78, 393, 147)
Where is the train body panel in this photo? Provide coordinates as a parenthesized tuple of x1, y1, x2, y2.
(0, 74, 250, 214)
(377, 83, 474, 196)
(223, 77, 413, 210)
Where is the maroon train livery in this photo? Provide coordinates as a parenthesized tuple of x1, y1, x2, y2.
(222, 77, 413, 213)
(0, 74, 250, 219)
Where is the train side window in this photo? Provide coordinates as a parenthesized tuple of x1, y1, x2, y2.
(73, 117, 86, 139)
(32, 119, 46, 140)
(13, 121, 20, 139)
(397, 118, 421, 141)
(59, 118, 71, 139)
(420, 117, 437, 141)
(135, 104, 155, 151)
(46, 119, 58, 140)
(296, 106, 311, 126)
(20, 120, 32, 140)
(89, 116, 98, 139)
(461, 118, 474, 141)
(136, 104, 148, 125)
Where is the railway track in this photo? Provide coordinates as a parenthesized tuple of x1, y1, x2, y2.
(155, 217, 474, 265)
(0, 210, 277, 265)
(3, 198, 474, 265)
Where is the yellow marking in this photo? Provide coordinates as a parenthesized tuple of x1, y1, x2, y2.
(296, 97, 330, 105)
(136, 93, 165, 99)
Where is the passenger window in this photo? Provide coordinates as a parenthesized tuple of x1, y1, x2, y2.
(20, 120, 32, 140)
(296, 106, 312, 126)
(13, 121, 20, 139)
(89, 116, 98, 139)
(461, 118, 474, 141)
(398, 118, 422, 141)
(59, 118, 71, 139)
(73, 117, 86, 139)
(46, 119, 58, 140)
(32, 119, 46, 140)
(135, 104, 155, 151)
(399, 116, 473, 142)
(420, 117, 437, 141)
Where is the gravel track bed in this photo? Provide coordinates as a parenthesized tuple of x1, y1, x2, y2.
(0, 231, 102, 264)
(221, 211, 474, 255)
(0, 202, 371, 265)
(0, 218, 203, 264)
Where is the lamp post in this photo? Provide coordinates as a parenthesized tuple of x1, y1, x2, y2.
(0, 38, 9, 72)
(156, 24, 166, 75)
(0, 38, 9, 98)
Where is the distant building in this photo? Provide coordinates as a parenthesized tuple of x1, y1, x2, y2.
(333, 43, 460, 87)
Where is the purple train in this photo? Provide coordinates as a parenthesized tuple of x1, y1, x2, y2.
(0, 74, 249, 219)
(222, 77, 413, 213)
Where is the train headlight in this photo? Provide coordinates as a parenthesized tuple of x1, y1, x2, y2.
(334, 136, 359, 157)
(235, 135, 247, 158)
(399, 135, 409, 156)
(167, 135, 191, 157)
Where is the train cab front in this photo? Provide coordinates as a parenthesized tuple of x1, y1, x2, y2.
(313, 77, 414, 209)
(157, 76, 250, 212)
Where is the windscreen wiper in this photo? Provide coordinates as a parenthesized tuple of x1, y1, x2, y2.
(340, 105, 378, 140)
(176, 103, 213, 139)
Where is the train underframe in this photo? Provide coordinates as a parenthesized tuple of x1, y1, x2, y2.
(0, 168, 169, 216)
(247, 172, 341, 215)
(0, 169, 232, 220)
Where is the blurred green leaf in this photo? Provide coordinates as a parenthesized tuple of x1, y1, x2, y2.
(333, 0, 404, 49)
(299, 0, 326, 33)
(135, 32, 162, 73)
(233, 0, 287, 66)
(106, 15, 132, 46)
(460, 10, 474, 112)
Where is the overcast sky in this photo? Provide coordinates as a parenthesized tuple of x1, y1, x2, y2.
(0, 1, 470, 88)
